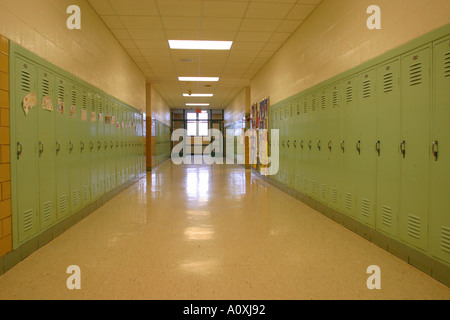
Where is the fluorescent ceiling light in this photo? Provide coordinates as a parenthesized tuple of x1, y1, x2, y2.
(169, 40, 233, 50)
(183, 93, 214, 97)
(186, 103, 210, 106)
(179, 77, 219, 82)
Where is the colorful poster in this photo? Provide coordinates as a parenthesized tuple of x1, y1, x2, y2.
(91, 111, 96, 122)
(98, 113, 103, 122)
(81, 109, 87, 121)
(42, 95, 53, 111)
(70, 105, 77, 118)
(22, 92, 37, 116)
(57, 99, 65, 114)
(105, 115, 111, 124)
(111, 116, 115, 124)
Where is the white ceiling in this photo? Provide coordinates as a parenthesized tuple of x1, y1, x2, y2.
(88, 0, 322, 109)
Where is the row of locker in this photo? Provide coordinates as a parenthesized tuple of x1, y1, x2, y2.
(10, 47, 145, 248)
(268, 37, 450, 265)
(154, 120, 171, 165)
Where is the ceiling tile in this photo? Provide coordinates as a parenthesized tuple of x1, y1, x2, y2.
(109, 0, 158, 16)
(100, 15, 124, 29)
(240, 19, 282, 32)
(162, 17, 202, 30)
(245, 2, 293, 19)
(203, 1, 248, 18)
(286, 4, 317, 20)
(156, 0, 203, 17)
(119, 16, 162, 29)
(88, 0, 116, 15)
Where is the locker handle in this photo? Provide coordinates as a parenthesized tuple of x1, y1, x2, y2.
(432, 141, 438, 161)
(69, 141, 74, 154)
(56, 141, 61, 155)
(317, 140, 321, 151)
(340, 140, 345, 153)
(308, 141, 312, 150)
(39, 142, 44, 157)
(98, 141, 101, 150)
(17, 142, 23, 160)
(90, 141, 94, 151)
(328, 140, 332, 152)
(116, 141, 119, 149)
(110, 141, 113, 149)
(300, 140, 304, 150)
(121, 141, 123, 148)
(282, 140, 285, 148)
(104, 141, 108, 150)
(293, 140, 297, 149)
(287, 140, 290, 148)
(80, 141, 85, 152)
(400, 140, 406, 158)
(356, 140, 361, 155)
(375, 141, 381, 157)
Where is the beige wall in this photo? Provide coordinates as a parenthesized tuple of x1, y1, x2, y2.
(0, 0, 146, 110)
(148, 84, 171, 126)
(225, 86, 250, 127)
(251, 0, 450, 105)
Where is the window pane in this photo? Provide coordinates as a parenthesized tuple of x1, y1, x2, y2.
(199, 121, 209, 136)
(187, 121, 197, 136)
(198, 111, 209, 120)
(186, 112, 197, 120)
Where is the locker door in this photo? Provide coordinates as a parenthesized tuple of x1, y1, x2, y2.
(272, 107, 280, 182)
(37, 67, 56, 230)
(89, 92, 98, 200)
(356, 69, 377, 227)
(110, 103, 117, 190)
(376, 59, 401, 236)
(309, 92, 319, 199)
(13, 57, 39, 244)
(80, 88, 91, 207)
(281, 104, 288, 185)
(68, 83, 82, 213)
(97, 96, 105, 196)
(341, 76, 358, 217)
(104, 99, 111, 193)
(430, 37, 450, 264)
(318, 87, 330, 204)
(287, 101, 295, 188)
(55, 76, 71, 220)
(328, 81, 343, 209)
(300, 95, 310, 194)
(294, 98, 302, 193)
(399, 47, 431, 251)
(118, 106, 124, 185)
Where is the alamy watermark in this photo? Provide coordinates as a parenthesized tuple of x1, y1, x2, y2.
(171, 129, 279, 176)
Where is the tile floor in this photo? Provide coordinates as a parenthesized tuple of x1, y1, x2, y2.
(0, 159, 449, 300)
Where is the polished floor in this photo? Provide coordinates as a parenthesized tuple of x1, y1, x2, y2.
(0, 159, 449, 300)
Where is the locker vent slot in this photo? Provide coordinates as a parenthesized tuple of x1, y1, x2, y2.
(321, 95, 326, 110)
(43, 201, 52, 222)
(71, 91, 77, 105)
(303, 101, 307, 114)
(91, 182, 98, 198)
(295, 175, 300, 189)
(361, 198, 371, 217)
(444, 52, 450, 78)
(23, 210, 34, 232)
(362, 80, 371, 98)
(409, 63, 423, 86)
(99, 99, 103, 113)
(83, 186, 89, 202)
(407, 215, 421, 239)
(311, 97, 316, 112)
(320, 184, 327, 199)
(381, 206, 393, 227)
(58, 86, 65, 101)
(332, 91, 338, 107)
(72, 190, 79, 208)
(59, 195, 67, 213)
(99, 179, 105, 194)
(346, 86, 353, 103)
(82, 94, 87, 108)
(383, 73, 394, 93)
(441, 227, 450, 253)
(331, 188, 339, 204)
(42, 78, 50, 96)
(311, 180, 317, 194)
(345, 193, 353, 210)
(21, 70, 31, 92)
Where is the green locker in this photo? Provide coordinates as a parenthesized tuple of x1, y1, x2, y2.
(300, 95, 310, 194)
(12, 57, 39, 244)
(118, 106, 124, 185)
(308, 92, 319, 200)
(110, 102, 117, 190)
(55, 76, 71, 220)
(294, 98, 302, 193)
(97, 95, 105, 196)
(430, 37, 450, 264)
(328, 81, 343, 210)
(317, 87, 330, 204)
(375, 59, 401, 236)
(340, 76, 358, 217)
(104, 99, 111, 193)
(399, 46, 431, 251)
(89, 92, 99, 200)
(355, 69, 377, 227)
(272, 106, 281, 182)
(37, 67, 56, 230)
(280, 104, 287, 184)
(287, 101, 295, 188)
(80, 88, 91, 207)
(68, 82, 82, 213)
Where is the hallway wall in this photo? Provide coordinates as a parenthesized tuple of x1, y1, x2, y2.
(0, 0, 146, 110)
(251, 0, 450, 105)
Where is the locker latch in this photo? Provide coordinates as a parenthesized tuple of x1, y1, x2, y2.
(340, 140, 345, 153)
(328, 140, 332, 152)
(17, 142, 23, 160)
(400, 140, 406, 158)
(56, 141, 61, 155)
(432, 141, 438, 161)
(356, 140, 361, 155)
(375, 141, 381, 157)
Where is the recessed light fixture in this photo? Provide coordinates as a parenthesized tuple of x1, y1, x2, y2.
(183, 93, 214, 97)
(179, 77, 219, 82)
(169, 40, 233, 50)
(186, 103, 210, 106)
